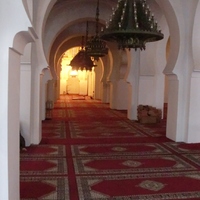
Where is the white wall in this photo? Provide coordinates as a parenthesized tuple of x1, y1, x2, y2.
(20, 63, 32, 146)
(0, 0, 33, 199)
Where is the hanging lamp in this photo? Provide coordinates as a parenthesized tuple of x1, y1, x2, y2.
(100, 0, 164, 50)
(85, 0, 108, 61)
(70, 23, 96, 71)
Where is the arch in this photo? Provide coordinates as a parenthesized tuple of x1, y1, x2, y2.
(155, 0, 180, 75)
(3, 30, 36, 200)
(12, 28, 36, 54)
(43, 0, 115, 59)
(49, 20, 100, 65)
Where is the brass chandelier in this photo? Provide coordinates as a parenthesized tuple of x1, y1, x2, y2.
(100, 0, 164, 50)
(85, 0, 108, 61)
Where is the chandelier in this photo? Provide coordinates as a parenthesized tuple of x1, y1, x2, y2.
(85, 0, 108, 61)
(70, 34, 96, 71)
(70, 49, 95, 71)
(100, 0, 164, 50)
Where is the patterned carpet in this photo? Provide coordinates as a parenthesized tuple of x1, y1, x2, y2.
(20, 95, 200, 199)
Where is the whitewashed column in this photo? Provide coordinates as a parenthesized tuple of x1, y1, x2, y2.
(20, 62, 32, 146)
(127, 50, 140, 120)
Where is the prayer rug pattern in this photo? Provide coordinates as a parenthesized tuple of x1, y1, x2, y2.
(20, 145, 66, 157)
(69, 120, 146, 138)
(54, 102, 66, 108)
(20, 157, 67, 175)
(20, 95, 200, 199)
(71, 143, 171, 156)
(165, 142, 200, 153)
(42, 121, 66, 138)
(76, 172, 200, 199)
(66, 109, 121, 119)
(51, 109, 67, 118)
(20, 176, 69, 200)
(128, 121, 167, 137)
(73, 155, 196, 174)
(183, 154, 200, 167)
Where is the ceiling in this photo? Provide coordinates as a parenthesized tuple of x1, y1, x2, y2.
(42, 0, 163, 75)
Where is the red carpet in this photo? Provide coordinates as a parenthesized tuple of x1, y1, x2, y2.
(77, 172, 200, 199)
(71, 143, 170, 156)
(20, 176, 69, 199)
(20, 95, 200, 199)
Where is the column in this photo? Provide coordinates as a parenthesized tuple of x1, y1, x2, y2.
(20, 63, 32, 146)
(127, 50, 140, 120)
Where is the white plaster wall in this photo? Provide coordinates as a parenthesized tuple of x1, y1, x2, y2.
(163, 0, 198, 142)
(88, 70, 95, 98)
(20, 64, 32, 146)
(22, 0, 33, 23)
(192, 0, 200, 71)
(79, 80, 88, 95)
(115, 80, 129, 110)
(41, 69, 52, 120)
(95, 62, 103, 100)
(47, 80, 55, 102)
(60, 79, 67, 94)
(126, 50, 140, 120)
(30, 67, 42, 144)
(20, 43, 32, 146)
(138, 15, 168, 113)
(138, 76, 155, 106)
(186, 1, 200, 143)
(107, 47, 122, 109)
(138, 49, 156, 106)
(7, 49, 21, 200)
(0, 0, 33, 199)
(164, 76, 169, 103)
(29, 1, 54, 144)
(166, 75, 179, 141)
(187, 73, 200, 143)
(67, 77, 80, 94)
(99, 54, 111, 103)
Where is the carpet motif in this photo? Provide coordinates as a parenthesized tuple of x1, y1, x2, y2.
(51, 109, 66, 118)
(110, 109, 127, 118)
(138, 180, 165, 191)
(20, 145, 66, 157)
(183, 154, 200, 166)
(66, 109, 122, 119)
(76, 172, 200, 199)
(69, 121, 146, 138)
(66, 103, 92, 108)
(128, 121, 166, 137)
(20, 176, 69, 200)
(165, 142, 200, 153)
(42, 121, 66, 138)
(122, 160, 142, 167)
(71, 143, 171, 157)
(54, 102, 66, 108)
(42, 120, 65, 127)
(111, 146, 127, 152)
(20, 157, 67, 175)
(21, 96, 200, 199)
(73, 155, 195, 174)
(72, 95, 85, 100)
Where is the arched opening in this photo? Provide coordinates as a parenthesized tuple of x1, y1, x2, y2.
(59, 47, 96, 97)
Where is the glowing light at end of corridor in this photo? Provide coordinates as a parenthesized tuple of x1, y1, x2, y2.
(70, 70, 78, 77)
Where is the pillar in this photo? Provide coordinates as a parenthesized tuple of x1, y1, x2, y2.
(20, 62, 32, 146)
(127, 50, 140, 120)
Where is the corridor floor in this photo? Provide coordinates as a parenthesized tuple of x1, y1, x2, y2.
(20, 95, 200, 199)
